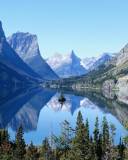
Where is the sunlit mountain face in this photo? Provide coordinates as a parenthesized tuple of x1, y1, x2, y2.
(0, 87, 127, 145)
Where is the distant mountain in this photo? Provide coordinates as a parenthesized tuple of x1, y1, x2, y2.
(0, 21, 41, 80)
(81, 53, 113, 71)
(7, 32, 59, 80)
(47, 51, 115, 78)
(57, 43, 128, 94)
(47, 50, 87, 78)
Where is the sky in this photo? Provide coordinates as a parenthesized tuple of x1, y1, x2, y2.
(0, 0, 128, 58)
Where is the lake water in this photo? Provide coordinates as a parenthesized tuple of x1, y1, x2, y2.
(0, 87, 128, 145)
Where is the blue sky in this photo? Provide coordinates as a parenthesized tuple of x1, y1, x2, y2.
(0, 0, 128, 58)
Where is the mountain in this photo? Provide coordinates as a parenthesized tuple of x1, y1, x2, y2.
(55, 43, 128, 93)
(81, 53, 113, 71)
(47, 50, 87, 78)
(0, 21, 41, 80)
(7, 32, 59, 80)
(47, 51, 114, 78)
(0, 60, 29, 92)
(116, 43, 128, 66)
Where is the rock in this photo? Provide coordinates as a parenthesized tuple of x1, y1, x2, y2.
(116, 75, 128, 104)
(116, 43, 128, 66)
(7, 32, 59, 80)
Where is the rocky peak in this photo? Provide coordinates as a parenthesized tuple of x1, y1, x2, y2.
(7, 32, 59, 80)
(7, 32, 40, 60)
(47, 50, 86, 77)
(0, 21, 5, 39)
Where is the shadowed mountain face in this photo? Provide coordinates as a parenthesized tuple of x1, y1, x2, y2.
(0, 21, 41, 80)
(7, 32, 59, 80)
(0, 87, 56, 131)
(0, 61, 28, 91)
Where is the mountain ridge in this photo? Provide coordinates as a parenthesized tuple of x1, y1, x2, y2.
(7, 32, 59, 80)
(0, 21, 41, 80)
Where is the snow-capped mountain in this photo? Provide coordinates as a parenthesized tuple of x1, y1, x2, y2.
(47, 51, 114, 78)
(80, 57, 97, 70)
(0, 21, 41, 80)
(81, 53, 113, 71)
(7, 32, 59, 80)
(47, 50, 87, 78)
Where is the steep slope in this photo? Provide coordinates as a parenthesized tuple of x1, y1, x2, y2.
(80, 57, 97, 70)
(116, 43, 128, 66)
(47, 50, 87, 77)
(7, 32, 59, 80)
(0, 21, 41, 80)
(0, 60, 28, 91)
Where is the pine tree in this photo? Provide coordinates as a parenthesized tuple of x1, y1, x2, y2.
(0, 141, 13, 160)
(117, 138, 125, 160)
(59, 120, 73, 159)
(94, 117, 99, 145)
(26, 141, 39, 160)
(93, 117, 101, 160)
(102, 117, 110, 151)
(97, 134, 103, 160)
(0, 129, 9, 145)
(102, 117, 112, 159)
(85, 119, 89, 143)
(14, 125, 26, 160)
(68, 111, 90, 160)
(0, 129, 13, 160)
(41, 138, 53, 160)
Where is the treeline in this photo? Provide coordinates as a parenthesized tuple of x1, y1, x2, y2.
(0, 111, 128, 160)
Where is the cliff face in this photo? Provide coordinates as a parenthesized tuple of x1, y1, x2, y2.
(116, 43, 128, 66)
(7, 32, 59, 80)
(0, 22, 41, 80)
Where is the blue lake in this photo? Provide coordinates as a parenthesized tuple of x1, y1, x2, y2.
(0, 87, 127, 145)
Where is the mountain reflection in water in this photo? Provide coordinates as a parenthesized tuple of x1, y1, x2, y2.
(0, 87, 127, 144)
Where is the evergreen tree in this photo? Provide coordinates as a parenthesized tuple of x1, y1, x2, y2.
(0, 129, 13, 160)
(0, 129, 9, 145)
(96, 134, 103, 160)
(93, 117, 99, 145)
(69, 111, 90, 160)
(102, 117, 110, 152)
(41, 138, 53, 160)
(93, 117, 101, 160)
(59, 120, 73, 159)
(25, 141, 39, 160)
(117, 138, 125, 160)
(85, 119, 89, 143)
(14, 125, 26, 160)
(0, 142, 13, 160)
